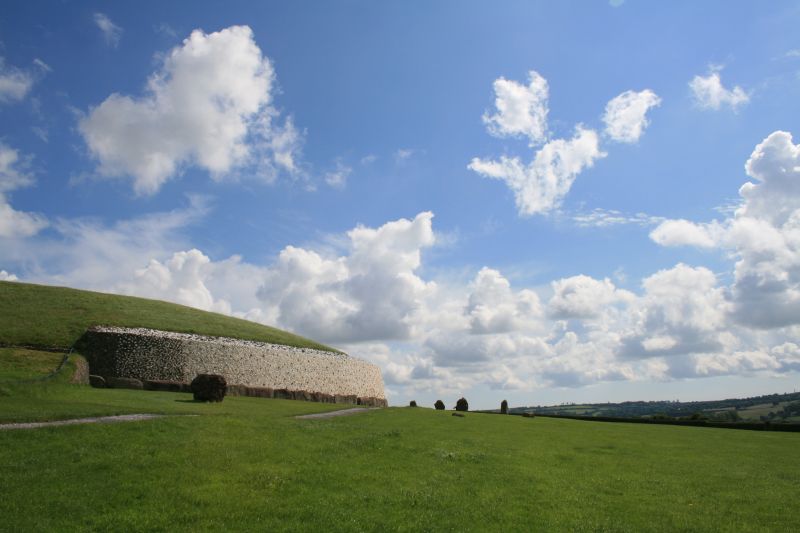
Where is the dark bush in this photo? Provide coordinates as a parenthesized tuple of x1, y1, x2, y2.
(410, 400, 417, 407)
(501, 399, 508, 414)
(434, 399, 445, 410)
(455, 397, 469, 412)
(191, 374, 227, 402)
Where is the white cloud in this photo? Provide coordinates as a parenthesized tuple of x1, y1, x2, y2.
(256, 212, 437, 343)
(618, 264, 730, 359)
(465, 267, 543, 334)
(469, 126, 606, 216)
(602, 89, 661, 143)
(94, 13, 123, 47)
(7, 175, 800, 397)
(0, 143, 34, 192)
(471, 72, 663, 217)
(652, 130, 800, 330)
(482, 71, 549, 144)
(80, 25, 301, 195)
(649, 219, 725, 248)
(571, 208, 664, 228)
(689, 66, 750, 111)
(548, 275, 634, 319)
(0, 270, 18, 281)
(324, 159, 352, 189)
(0, 196, 208, 292)
(0, 143, 47, 238)
(0, 57, 35, 103)
(117, 249, 233, 314)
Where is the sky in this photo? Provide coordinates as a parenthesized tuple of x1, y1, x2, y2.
(2, 1, 800, 409)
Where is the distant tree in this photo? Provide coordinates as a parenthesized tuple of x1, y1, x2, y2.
(409, 400, 417, 407)
(455, 397, 469, 412)
(434, 399, 445, 410)
(501, 400, 508, 414)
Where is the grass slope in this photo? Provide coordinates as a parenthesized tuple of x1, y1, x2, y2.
(0, 280, 336, 352)
(1, 379, 799, 531)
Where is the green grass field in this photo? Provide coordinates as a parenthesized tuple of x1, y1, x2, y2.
(0, 280, 336, 352)
(2, 359, 800, 531)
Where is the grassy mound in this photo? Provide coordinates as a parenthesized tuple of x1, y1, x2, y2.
(1, 382, 799, 531)
(0, 281, 336, 352)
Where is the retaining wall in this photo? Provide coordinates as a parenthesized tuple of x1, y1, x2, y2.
(80, 326, 386, 404)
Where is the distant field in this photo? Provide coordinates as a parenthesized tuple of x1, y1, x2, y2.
(1, 361, 799, 531)
(0, 280, 336, 352)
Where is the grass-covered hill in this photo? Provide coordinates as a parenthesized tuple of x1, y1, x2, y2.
(0, 280, 336, 352)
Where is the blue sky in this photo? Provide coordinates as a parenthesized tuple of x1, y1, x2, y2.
(2, 1, 800, 408)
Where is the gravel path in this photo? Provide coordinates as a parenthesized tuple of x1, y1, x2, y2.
(0, 414, 169, 430)
(295, 407, 378, 419)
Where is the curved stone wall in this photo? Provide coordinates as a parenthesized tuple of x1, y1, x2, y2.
(80, 326, 385, 402)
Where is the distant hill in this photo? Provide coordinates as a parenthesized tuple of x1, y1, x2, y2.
(0, 281, 337, 353)
(511, 391, 800, 424)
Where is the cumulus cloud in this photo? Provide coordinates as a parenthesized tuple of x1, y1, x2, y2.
(257, 212, 437, 343)
(548, 275, 634, 319)
(649, 219, 725, 248)
(471, 71, 662, 217)
(689, 66, 750, 111)
(469, 126, 605, 215)
(117, 249, 232, 314)
(465, 267, 543, 334)
(0, 270, 18, 281)
(618, 264, 729, 359)
(80, 25, 301, 195)
(602, 89, 661, 143)
(652, 130, 800, 329)
(482, 70, 549, 144)
(0, 143, 47, 238)
(7, 178, 800, 398)
(93, 13, 123, 47)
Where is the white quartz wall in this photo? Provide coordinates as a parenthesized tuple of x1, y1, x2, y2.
(82, 327, 385, 400)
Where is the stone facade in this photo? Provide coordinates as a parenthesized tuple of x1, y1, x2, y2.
(80, 326, 386, 404)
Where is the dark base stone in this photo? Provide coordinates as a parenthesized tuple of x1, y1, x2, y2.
(99, 374, 388, 408)
(273, 388, 291, 399)
(144, 380, 189, 393)
(106, 377, 144, 390)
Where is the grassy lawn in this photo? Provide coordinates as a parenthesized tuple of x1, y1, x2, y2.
(0, 280, 336, 352)
(0, 347, 65, 382)
(2, 378, 799, 531)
